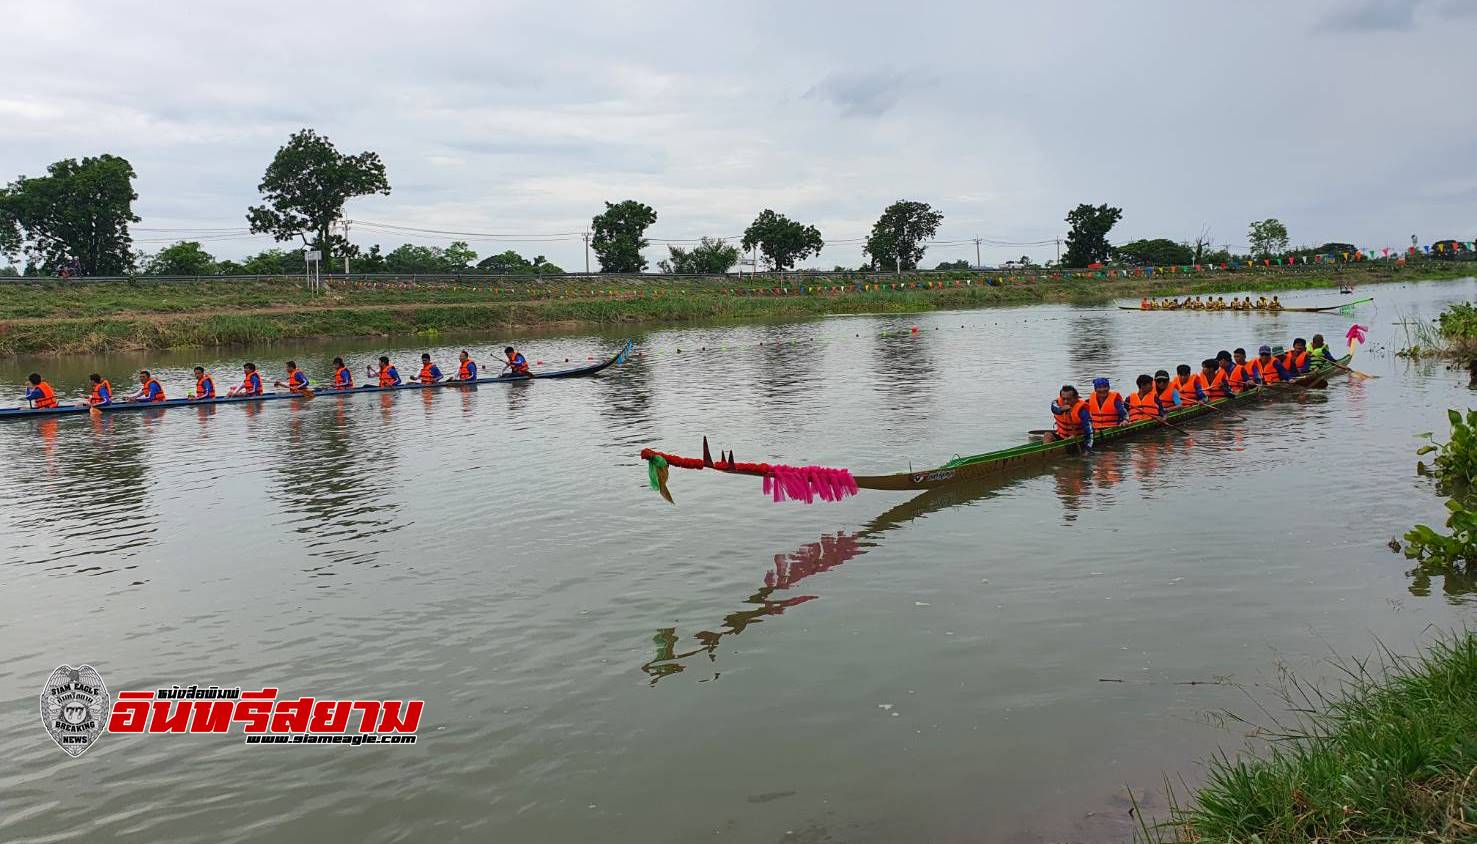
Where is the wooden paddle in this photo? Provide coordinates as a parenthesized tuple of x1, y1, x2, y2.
(273, 380, 316, 399)
(1324, 359, 1377, 379)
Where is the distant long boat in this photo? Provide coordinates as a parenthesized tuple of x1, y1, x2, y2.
(0, 341, 632, 421)
(1119, 296, 1373, 313)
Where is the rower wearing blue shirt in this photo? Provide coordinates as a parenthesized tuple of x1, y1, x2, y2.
(1045, 384, 1093, 447)
(1263, 345, 1294, 382)
(1085, 377, 1127, 431)
(414, 353, 443, 383)
(276, 361, 310, 394)
(331, 357, 353, 389)
(189, 366, 216, 400)
(87, 374, 113, 406)
(369, 356, 401, 387)
(503, 346, 531, 376)
(1285, 338, 1312, 374)
(129, 370, 166, 403)
(455, 350, 477, 381)
(1153, 370, 1180, 410)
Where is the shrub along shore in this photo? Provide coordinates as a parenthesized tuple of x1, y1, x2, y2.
(1, 261, 1472, 357)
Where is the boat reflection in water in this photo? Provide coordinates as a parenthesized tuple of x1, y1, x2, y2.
(642, 436, 1179, 683)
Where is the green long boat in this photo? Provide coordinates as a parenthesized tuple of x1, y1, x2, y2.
(640, 354, 1352, 498)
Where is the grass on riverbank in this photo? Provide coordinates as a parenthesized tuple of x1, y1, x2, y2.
(1142, 631, 1477, 843)
(1, 261, 1471, 356)
(1398, 302, 1477, 361)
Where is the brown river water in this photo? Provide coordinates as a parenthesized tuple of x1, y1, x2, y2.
(1, 279, 1474, 842)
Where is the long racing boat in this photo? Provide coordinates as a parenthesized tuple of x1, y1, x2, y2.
(640, 353, 1352, 501)
(1120, 296, 1372, 313)
(1, 340, 632, 421)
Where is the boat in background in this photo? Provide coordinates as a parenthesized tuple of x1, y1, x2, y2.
(0, 341, 633, 421)
(1120, 296, 1372, 313)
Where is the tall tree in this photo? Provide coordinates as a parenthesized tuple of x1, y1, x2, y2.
(383, 243, 450, 273)
(1062, 203, 1122, 267)
(741, 210, 823, 271)
(591, 200, 657, 272)
(1248, 218, 1290, 258)
(1115, 238, 1193, 267)
(442, 240, 477, 272)
(477, 250, 565, 274)
(0, 154, 139, 275)
(659, 237, 739, 274)
(864, 200, 943, 272)
(142, 240, 218, 275)
(246, 129, 390, 270)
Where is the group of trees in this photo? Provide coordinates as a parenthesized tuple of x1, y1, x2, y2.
(1, 127, 1440, 278)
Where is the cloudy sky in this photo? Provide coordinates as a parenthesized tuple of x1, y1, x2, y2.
(2, 0, 1473, 270)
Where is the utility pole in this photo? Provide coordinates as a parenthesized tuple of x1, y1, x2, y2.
(582, 232, 591, 275)
(341, 219, 351, 275)
(896, 220, 905, 276)
(1055, 237, 1061, 265)
(973, 237, 982, 269)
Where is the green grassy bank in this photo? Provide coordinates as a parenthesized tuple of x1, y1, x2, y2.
(1144, 631, 1477, 842)
(1, 262, 1471, 356)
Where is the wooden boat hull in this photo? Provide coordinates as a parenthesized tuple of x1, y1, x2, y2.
(0, 341, 632, 421)
(851, 356, 1350, 491)
(1120, 296, 1372, 314)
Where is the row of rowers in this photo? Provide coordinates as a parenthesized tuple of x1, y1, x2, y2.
(21, 347, 532, 408)
(1043, 334, 1342, 443)
(1138, 295, 1283, 310)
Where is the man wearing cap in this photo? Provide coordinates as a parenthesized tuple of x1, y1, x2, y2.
(1258, 345, 1292, 383)
(1154, 370, 1181, 410)
(1046, 385, 1093, 447)
(1085, 377, 1127, 431)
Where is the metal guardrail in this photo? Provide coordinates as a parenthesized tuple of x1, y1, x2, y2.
(0, 258, 1469, 287)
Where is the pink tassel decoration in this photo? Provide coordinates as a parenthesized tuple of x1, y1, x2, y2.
(762, 465, 858, 504)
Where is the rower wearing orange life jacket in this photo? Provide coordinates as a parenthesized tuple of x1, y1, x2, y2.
(1085, 377, 1127, 430)
(228, 363, 264, 397)
(503, 347, 530, 377)
(368, 356, 401, 387)
(276, 361, 310, 394)
(1171, 363, 1208, 404)
(1228, 348, 1261, 393)
(1127, 374, 1161, 421)
(1283, 338, 1311, 375)
(454, 350, 478, 382)
(24, 373, 59, 409)
(189, 366, 216, 400)
(129, 370, 166, 403)
(1044, 384, 1093, 447)
(414, 353, 443, 384)
(331, 357, 353, 389)
(87, 374, 113, 406)
(1257, 345, 1292, 383)
(1154, 370, 1181, 411)
(1202, 358, 1231, 400)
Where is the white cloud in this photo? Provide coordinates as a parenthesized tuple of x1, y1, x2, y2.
(2, 0, 1475, 269)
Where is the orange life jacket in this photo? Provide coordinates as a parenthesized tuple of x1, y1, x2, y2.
(1086, 390, 1123, 429)
(1158, 383, 1178, 408)
(1205, 368, 1231, 399)
(1284, 350, 1308, 373)
(242, 372, 262, 395)
(1127, 390, 1160, 421)
(1053, 398, 1087, 438)
(419, 363, 435, 382)
(334, 366, 352, 388)
(378, 366, 396, 388)
(195, 375, 214, 398)
(90, 379, 112, 403)
(144, 378, 166, 402)
(1174, 373, 1207, 403)
(1229, 363, 1254, 390)
(33, 381, 58, 408)
(457, 360, 473, 380)
(1259, 358, 1281, 384)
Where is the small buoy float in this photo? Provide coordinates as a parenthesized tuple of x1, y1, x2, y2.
(910, 326, 919, 333)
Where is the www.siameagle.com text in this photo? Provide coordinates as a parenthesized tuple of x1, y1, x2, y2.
(245, 734, 418, 746)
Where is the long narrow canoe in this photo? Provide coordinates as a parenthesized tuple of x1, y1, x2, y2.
(1119, 297, 1372, 313)
(0, 340, 632, 421)
(641, 354, 1351, 498)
